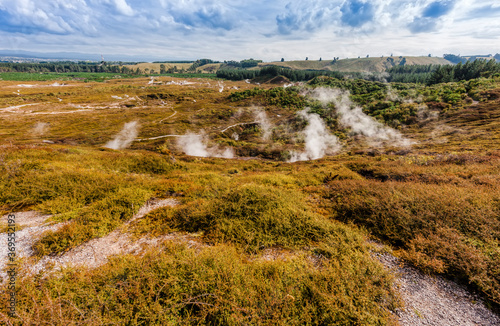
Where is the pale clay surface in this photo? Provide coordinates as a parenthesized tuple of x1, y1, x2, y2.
(375, 251, 500, 326)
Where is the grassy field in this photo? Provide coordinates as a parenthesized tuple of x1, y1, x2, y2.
(124, 62, 193, 71)
(0, 73, 499, 324)
(0, 71, 218, 82)
(124, 62, 222, 73)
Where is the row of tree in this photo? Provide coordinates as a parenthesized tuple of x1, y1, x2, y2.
(222, 59, 263, 68)
(216, 68, 259, 80)
(217, 65, 353, 81)
(387, 59, 500, 84)
(387, 64, 440, 83)
(0, 62, 139, 74)
(444, 53, 500, 64)
(427, 59, 500, 85)
(187, 59, 218, 72)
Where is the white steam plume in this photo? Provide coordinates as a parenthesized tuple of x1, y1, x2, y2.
(177, 132, 234, 158)
(309, 88, 413, 147)
(254, 110, 272, 141)
(32, 122, 49, 136)
(105, 121, 139, 150)
(289, 110, 342, 162)
(385, 85, 400, 102)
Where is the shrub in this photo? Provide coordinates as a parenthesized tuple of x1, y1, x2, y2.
(33, 187, 152, 255)
(138, 184, 364, 254)
(2, 243, 398, 325)
(325, 180, 500, 304)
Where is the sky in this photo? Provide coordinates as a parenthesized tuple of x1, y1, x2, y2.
(0, 0, 499, 62)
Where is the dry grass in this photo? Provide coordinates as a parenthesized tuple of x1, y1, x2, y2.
(124, 62, 193, 71)
(1, 74, 500, 323)
(325, 179, 500, 304)
(1, 243, 398, 325)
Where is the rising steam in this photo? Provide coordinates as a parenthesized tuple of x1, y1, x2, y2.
(105, 121, 139, 150)
(254, 110, 272, 141)
(32, 122, 49, 136)
(289, 110, 342, 162)
(309, 88, 413, 147)
(177, 132, 234, 158)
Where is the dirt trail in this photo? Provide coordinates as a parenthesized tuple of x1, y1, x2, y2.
(0, 103, 40, 113)
(136, 134, 187, 141)
(158, 109, 177, 123)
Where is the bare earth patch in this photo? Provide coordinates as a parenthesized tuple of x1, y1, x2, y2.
(1, 199, 201, 281)
(375, 252, 500, 326)
(0, 211, 63, 282)
(29, 198, 191, 273)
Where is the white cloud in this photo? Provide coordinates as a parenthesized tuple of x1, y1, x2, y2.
(0, 0, 497, 61)
(114, 0, 134, 16)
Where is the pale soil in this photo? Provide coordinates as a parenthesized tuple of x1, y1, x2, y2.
(0, 211, 64, 282)
(0, 198, 185, 280)
(30, 198, 185, 273)
(374, 250, 500, 326)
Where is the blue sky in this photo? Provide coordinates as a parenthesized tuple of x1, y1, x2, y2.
(0, 0, 498, 61)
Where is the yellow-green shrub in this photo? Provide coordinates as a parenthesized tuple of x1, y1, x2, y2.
(2, 243, 397, 325)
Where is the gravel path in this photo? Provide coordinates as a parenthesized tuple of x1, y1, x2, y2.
(375, 252, 500, 326)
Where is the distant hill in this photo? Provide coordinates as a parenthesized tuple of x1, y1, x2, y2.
(125, 62, 192, 72)
(260, 56, 453, 73)
(445, 54, 500, 64)
(0, 49, 189, 63)
(124, 62, 221, 73)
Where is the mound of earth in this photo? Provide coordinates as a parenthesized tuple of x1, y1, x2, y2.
(266, 75, 291, 84)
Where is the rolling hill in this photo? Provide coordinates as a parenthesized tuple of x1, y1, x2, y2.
(260, 56, 453, 73)
(124, 62, 222, 73)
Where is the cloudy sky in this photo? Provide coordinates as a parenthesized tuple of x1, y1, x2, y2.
(0, 0, 498, 61)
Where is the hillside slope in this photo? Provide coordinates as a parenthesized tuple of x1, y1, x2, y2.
(124, 62, 222, 73)
(261, 56, 453, 73)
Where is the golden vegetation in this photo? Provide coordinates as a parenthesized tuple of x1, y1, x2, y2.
(1, 74, 500, 324)
(123, 62, 222, 73)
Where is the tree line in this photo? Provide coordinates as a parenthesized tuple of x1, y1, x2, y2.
(222, 59, 263, 68)
(217, 65, 357, 81)
(427, 59, 500, 85)
(187, 59, 219, 72)
(387, 64, 440, 83)
(387, 59, 500, 85)
(444, 53, 500, 64)
(0, 62, 138, 74)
